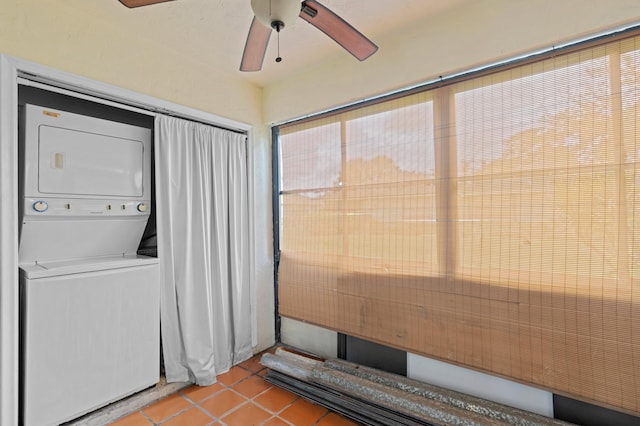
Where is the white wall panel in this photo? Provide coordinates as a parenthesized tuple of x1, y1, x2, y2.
(407, 353, 554, 417)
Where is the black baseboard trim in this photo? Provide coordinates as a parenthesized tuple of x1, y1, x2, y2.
(553, 394, 639, 426)
(337, 333, 347, 360)
(338, 334, 407, 376)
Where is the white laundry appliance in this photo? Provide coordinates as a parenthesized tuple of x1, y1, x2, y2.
(19, 104, 160, 426)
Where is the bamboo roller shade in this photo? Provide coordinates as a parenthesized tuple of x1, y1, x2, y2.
(277, 35, 640, 416)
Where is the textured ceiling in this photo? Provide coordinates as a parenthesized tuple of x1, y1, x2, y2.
(108, 0, 469, 87)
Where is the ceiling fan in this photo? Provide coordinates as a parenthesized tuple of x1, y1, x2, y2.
(119, 0, 378, 72)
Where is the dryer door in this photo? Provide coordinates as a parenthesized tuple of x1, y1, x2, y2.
(37, 125, 144, 197)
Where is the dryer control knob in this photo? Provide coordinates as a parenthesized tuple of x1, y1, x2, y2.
(33, 201, 48, 212)
(137, 203, 148, 213)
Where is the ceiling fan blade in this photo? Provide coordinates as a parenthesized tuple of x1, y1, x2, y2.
(300, 0, 378, 61)
(240, 17, 273, 72)
(119, 0, 174, 8)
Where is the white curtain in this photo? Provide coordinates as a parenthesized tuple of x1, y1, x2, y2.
(155, 115, 252, 385)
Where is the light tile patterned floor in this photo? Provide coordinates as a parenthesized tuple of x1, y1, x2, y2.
(109, 351, 359, 426)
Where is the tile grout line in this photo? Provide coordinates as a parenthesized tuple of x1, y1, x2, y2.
(153, 365, 255, 424)
(166, 366, 277, 424)
(138, 410, 156, 426)
(220, 371, 295, 422)
(217, 366, 307, 425)
(313, 410, 332, 426)
(182, 389, 242, 424)
(148, 385, 223, 425)
(192, 404, 224, 425)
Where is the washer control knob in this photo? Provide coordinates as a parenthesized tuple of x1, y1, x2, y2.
(33, 201, 48, 212)
(137, 203, 148, 213)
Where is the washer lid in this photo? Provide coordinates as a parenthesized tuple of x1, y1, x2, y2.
(19, 254, 158, 279)
(19, 215, 150, 264)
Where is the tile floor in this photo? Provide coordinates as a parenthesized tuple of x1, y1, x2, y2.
(109, 351, 359, 426)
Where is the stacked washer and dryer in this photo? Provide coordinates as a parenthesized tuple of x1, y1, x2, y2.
(18, 104, 160, 426)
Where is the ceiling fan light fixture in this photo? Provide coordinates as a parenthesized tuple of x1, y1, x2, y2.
(241, 0, 377, 72)
(251, 0, 301, 29)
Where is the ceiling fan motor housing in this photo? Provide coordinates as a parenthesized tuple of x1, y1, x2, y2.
(251, 0, 301, 29)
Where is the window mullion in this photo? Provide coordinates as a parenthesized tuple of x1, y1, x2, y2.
(433, 87, 458, 278)
(340, 117, 349, 271)
(609, 50, 631, 285)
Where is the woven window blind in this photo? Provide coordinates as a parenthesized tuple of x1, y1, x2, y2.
(277, 34, 640, 415)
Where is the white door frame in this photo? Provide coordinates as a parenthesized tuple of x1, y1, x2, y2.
(0, 53, 254, 425)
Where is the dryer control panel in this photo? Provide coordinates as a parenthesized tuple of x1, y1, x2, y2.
(24, 198, 151, 217)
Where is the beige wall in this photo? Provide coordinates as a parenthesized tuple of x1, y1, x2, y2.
(0, 0, 262, 124)
(264, 0, 640, 124)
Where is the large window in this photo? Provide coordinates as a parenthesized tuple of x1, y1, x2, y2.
(276, 34, 640, 415)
